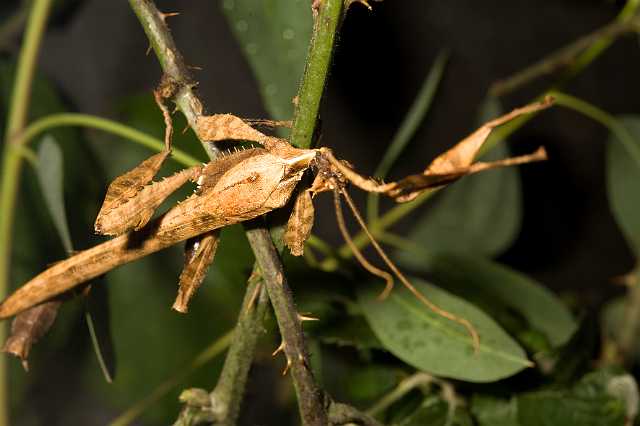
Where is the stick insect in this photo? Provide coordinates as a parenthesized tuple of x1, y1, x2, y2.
(0, 93, 554, 351)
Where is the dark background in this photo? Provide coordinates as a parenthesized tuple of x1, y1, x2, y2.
(1, 0, 639, 424)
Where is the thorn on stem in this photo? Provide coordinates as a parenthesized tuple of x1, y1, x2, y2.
(282, 356, 293, 376)
(159, 11, 180, 23)
(272, 341, 293, 375)
(272, 341, 285, 357)
(297, 312, 319, 322)
(244, 282, 262, 315)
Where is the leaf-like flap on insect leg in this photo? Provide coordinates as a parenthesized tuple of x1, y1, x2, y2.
(2, 300, 61, 371)
(196, 114, 270, 143)
(196, 113, 302, 156)
(172, 230, 221, 313)
(95, 164, 202, 236)
(285, 189, 315, 256)
(385, 97, 554, 202)
(95, 150, 169, 234)
(388, 147, 548, 202)
(426, 97, 553, 174)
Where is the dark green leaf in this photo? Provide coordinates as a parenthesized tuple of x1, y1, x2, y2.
(345, 365, 399, 402)
(606, 115, 640, 255)
(517, 370, 629, 426)
(397, 99, 522, 265)
(428, 254, 576, 348)
(36, 135, 73, 254)
(471, 394, 520, 426)
(221, 0, 312, 121)
(358, 277, 530, 382)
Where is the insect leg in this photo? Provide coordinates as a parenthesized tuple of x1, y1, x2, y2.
(172, 229, 221, 313)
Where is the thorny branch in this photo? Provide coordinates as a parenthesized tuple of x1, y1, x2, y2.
(128, 1, 283, 424)
(128, 0, 354, 424)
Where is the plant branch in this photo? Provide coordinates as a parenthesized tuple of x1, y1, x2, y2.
(199, 271, 269, 426)
(289, 0, 343, 149)
(550, 90, 640, 166)
(128, 0, 220, 160)
(0, 1, 53, 425)
(245, 227, 328, 426)
(489, 14, 640, 97)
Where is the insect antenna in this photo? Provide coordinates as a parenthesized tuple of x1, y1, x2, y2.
(333, 189, 394, 299)
(335, 186, 480, 352)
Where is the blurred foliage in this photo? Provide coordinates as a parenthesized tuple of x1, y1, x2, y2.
(2, 0, 640, 425)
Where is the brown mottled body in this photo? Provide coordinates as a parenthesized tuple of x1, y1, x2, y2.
(0, 148, 317, 319)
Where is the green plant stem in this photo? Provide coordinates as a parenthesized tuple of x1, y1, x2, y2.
(289, 0, 343, 149)
(550, 90, 640, 166)
(561, 0, 640, 82)
(367, 51, 449, 222)
(109, 330, 233, 426)
(320, 1, 640, 271)
(489, 14, 640, 97)
(0, 1, 53, 425)
(366, 372, 434, 417)
(16, 113, 200, 166)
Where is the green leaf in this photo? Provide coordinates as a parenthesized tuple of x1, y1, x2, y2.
(428, 254, 576, 348)
(221, 0, 312, 121)
(397, 99, 522, 264)
(517, 370, 629, 426)
(471, 394, 520, 426)
(35, 135, 73, 254)
(358, 277, 530, 382)
(396, 395, 474, 426)
(606, 115, 640, 255)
